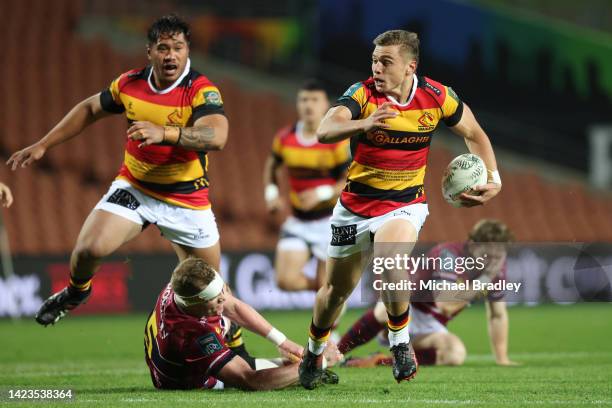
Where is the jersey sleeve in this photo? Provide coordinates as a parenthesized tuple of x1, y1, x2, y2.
(99, 74, 126, 114)
(183, 324, 235, 377)
(441, 86, 464, 127)
(333, 82, 368, 120)
(191, 83, 225, 122)
(271, 132, 284, 163)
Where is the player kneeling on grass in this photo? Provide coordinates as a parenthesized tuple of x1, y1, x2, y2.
(145, 258, 341, 390)
(338, 220, 520, 367)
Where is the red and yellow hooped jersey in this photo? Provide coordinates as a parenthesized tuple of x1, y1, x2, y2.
(100, 64, 225, 210)
(335, 76, 463, 218)
(272, 123, 351, 220)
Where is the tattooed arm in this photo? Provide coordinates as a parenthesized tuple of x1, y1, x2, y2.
(178, 114, 228, 151)
(126, 114, 229, 151)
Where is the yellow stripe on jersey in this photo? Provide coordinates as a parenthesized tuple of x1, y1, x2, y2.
(441, 86, 461, 120)
(123, 151, 204, 184)
(109, 75, 122, 104)
(120, 94, 193, 126)
(289, 190, 336, 209)
(280, 146, 342, 169)
(333, 141, 351, 163)
(347, 82, 368, 111)
(348, 162, 426, 190)
(361, 106, 442, 132)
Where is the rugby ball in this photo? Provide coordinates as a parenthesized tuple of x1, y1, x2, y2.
(441, 153, 487, 207)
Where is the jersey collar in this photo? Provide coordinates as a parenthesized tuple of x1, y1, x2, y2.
(385, 74, 418, 107)
(147, 58, 191, 95)
(295, 121, 318, 146)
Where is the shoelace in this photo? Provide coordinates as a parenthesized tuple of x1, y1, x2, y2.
(392, 345, 411, 362)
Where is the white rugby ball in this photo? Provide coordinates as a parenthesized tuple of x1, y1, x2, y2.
(441, 153, 487, 207)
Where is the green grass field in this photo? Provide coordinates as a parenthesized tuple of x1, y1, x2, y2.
(1, 304, 611, 407)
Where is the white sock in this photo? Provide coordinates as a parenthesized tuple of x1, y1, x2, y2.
(308, 337, 327, 355)
(388, 326, 410, 348)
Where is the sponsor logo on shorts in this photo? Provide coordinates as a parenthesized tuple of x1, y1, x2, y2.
(192, 228, 210, 241)
(331, 224, 357, 246)
(197, 333, 223, 356)
(107, 189, 140, 210)
(394, 209, 412, 218)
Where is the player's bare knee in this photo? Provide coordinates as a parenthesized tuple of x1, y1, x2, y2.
(276, 274, 296, 291)
(72, 241, 111, 262)
(442, 349, 466, 366)
(440, 337, 466, 366)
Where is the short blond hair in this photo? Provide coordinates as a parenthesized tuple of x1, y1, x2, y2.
(170, 258, 218, 297)
(373, 30, 420, 61)
(469, 219, 514, 243)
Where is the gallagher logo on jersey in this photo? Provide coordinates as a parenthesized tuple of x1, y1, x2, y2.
(366, 129, 430, 146)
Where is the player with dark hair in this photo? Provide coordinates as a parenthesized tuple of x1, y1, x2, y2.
(145, 257, 340, 390)
(299, 30, 502, 388)
(7, 14, 229, 326)
(338, 219, 519, 367)
(263, 79, 350, 293)
(0, 182, 12, 208)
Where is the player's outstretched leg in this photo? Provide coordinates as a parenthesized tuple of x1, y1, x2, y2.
(299, 254, 362, 389)
(374, 219, 419, 382)
(36, 209, 141, 326)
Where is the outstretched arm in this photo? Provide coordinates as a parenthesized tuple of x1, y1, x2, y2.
(448, 103, 501, 206)
(217, 355, 299, 391)
(7, 93, 112, 170)
(126, 113, 228, 152)
(223, 293, 303, 360)
(486, 301, 519, 366)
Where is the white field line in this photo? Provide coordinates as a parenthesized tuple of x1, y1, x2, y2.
(63, 397, 612, 406)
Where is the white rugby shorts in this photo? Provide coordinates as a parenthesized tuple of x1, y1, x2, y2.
(327, 201, 429, 258)
(277, 215, 331, 261)
(94, 179, 219, 248)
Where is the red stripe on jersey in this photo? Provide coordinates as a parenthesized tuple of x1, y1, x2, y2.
(117, 69, 143, 87)
(126, 140, 199, 165)
(410, 89, 446, 110)
(121, 81, 197, 107)
(353, 144, 429, 170)
(289, 178, 336, 193)
(340, 191, 426, 218)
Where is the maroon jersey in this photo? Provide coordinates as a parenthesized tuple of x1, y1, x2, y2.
(412, 242, 507, 325)
(144, 284, 234, 389)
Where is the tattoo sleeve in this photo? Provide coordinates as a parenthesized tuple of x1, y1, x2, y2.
(177, 126, 218, 150)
